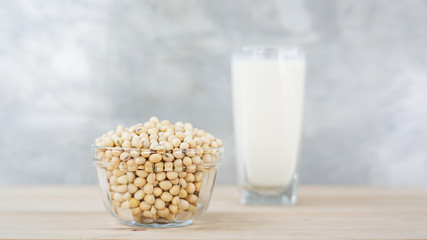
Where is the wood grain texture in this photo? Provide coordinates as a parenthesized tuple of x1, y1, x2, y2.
(0, 185, 426, 240)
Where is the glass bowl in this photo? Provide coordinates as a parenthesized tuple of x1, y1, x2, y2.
(91, 146, 223, 228)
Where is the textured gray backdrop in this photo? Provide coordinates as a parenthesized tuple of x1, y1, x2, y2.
(1, 0, 426, 186)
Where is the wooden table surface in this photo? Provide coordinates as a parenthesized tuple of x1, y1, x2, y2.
(0, 185, 426, 240)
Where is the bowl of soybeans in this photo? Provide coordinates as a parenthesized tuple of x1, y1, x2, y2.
(92, 117, 223, 228)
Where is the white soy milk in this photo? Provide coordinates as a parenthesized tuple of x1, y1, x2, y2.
(232, 59, 305, 187)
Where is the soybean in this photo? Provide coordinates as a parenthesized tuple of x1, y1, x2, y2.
(95, 117, 223, 223)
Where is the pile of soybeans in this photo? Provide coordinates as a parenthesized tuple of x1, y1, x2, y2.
(94, 117, 222, 222)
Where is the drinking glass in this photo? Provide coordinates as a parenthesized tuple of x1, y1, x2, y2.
(232, 46, 305, 205)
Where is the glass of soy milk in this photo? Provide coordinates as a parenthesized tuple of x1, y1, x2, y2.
(232, 46, 305, 205)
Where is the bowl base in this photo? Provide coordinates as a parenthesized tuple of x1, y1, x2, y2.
(119, 219, 193, 228)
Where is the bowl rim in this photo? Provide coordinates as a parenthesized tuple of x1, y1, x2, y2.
(91, 145, 224, 166)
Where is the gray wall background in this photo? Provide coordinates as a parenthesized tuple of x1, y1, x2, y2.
(1, 0, 426, 186)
